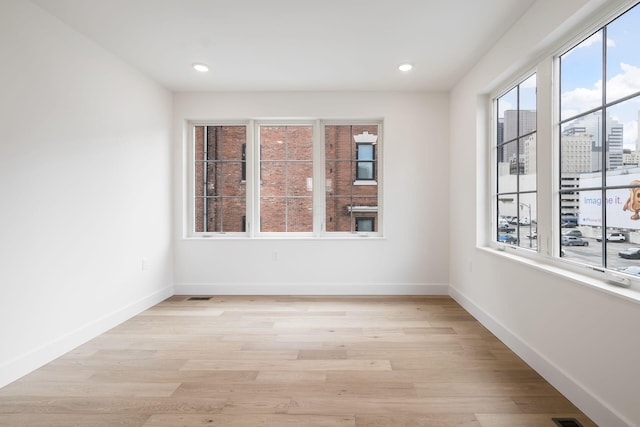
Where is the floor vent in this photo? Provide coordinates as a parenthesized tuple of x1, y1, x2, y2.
(187, 296, 212, 301)
(552, 418, 583, 427)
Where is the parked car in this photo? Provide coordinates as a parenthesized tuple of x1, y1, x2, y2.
(618, 247, 640, 259)
(527, 231, 537, 239)
(498, 224, 516, 233)
(562, 229, 582, 238)
(561, 236, 589, 246)
(498, 233, 518, 244)
(619, 266, 640, 276)
(596, 233, 626, 242)
(561, 222, 577, 228)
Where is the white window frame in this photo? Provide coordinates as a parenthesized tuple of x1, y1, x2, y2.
(487, 0, 640, 297)
(184, 118, 383, 239)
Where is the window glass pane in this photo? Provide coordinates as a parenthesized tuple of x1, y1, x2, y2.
(497, 141, 518, 193)
(606, 188, 639, 270)
(519, 74, 537, 114)
(561, 189, 602, 266)
(497, 197, 517, 244)
(606, 4, 640, 103)
(560, 30, 603, 120)
(358, 144, 374, 160)
(606, 99, 638, 176)
(357, 162, 374, 180)
(356, 218, 374, 232)
(519, 133, 536, 192)
(326, 196, 353, 232)
(286, 198, 313, 232)
(517, 192, 537, 250)
(498, 87, 518, 142)
(561, 111, 603, 175)
(260, 198, 286, 232)
(611, 181, 640, 274)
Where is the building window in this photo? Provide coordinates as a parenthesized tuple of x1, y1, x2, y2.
(325, 125, 380, 233)
(190, 120, 382, 237)
(495, 74, 537, 249)
(559, 3, 640, 270)
(356, 143, 375, 180)
(355, 217, 374, 232)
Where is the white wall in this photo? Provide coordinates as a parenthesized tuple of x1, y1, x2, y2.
(0, 0, 173, 387)
(450, 0, 640, 426)
(173, 91, 449, 295)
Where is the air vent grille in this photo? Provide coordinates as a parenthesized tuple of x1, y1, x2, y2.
(552, 418, 583, 427)
(187, 296, 212, 301)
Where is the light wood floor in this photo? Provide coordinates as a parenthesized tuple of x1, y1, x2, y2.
(0, 296, 596, 427)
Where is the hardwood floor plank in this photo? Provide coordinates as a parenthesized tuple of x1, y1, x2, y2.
(0, 414, 149, 427)
(355, 414, 481, 427)
(0, 296, 596, 426)
(181, 359, 392, 371)
(142, 413, 355, 426)
(289, 397, 522, 416)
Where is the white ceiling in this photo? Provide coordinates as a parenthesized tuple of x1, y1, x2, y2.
(32, 0, 535, 92)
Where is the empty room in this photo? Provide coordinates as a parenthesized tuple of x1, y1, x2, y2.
(1, 0, 639, 426)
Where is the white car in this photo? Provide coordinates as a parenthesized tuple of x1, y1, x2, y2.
(596, 233, 626, 242)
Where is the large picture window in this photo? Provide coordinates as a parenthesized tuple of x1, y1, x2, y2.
(189, 120, 382, 237)
(495, 74, 537, 249)
(559, 3, 640, 272)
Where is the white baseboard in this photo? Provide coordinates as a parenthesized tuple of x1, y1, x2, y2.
(0, 285, 173, 389)
(449, 285, 633, 427)
(174, 282, 449, 296)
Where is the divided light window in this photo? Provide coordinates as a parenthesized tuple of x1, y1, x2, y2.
(495, 74, 537, 249)
(325, 125, 379, 233)
(190, 121, 381, 236)
(559, 3, 640, 271)
(194, 125, 247, 233)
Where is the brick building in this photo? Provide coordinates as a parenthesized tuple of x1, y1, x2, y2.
(194, 124, 379, 233)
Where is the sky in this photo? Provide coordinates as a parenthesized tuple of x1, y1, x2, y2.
(561, 3, 640, 149)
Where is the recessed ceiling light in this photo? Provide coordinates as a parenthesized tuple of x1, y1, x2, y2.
(398, 63, 413, 72)
(193, 63, 209, 72)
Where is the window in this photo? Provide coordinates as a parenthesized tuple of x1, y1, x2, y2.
(559, 3, 640, 272)
(325, 125, 380, 233)
(259, 125, 314, 232)
(194, 125, 247, 233)
(189, 120, 382, 237)
(356, 143, 375, 180)
(355, 217, 375, 232)
(495, 74, 537, 249)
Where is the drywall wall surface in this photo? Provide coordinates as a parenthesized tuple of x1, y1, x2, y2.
(449, 0, 640, 425)
(0, 0, 173, 386)
(173, 91, 449, 294)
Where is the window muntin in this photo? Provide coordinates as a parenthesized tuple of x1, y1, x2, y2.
(495, 74, 537, 251)
(190, 120, 382, 237)
(325, 125, 380, 233)
(559, 3, 640, 272)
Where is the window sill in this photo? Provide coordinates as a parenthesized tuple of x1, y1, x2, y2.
(479, 245, 640, 305)
(353, 180, 377, 186)
(183, 234, 385, 241)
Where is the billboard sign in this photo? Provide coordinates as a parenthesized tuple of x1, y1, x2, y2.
(579, 173, 640, 229)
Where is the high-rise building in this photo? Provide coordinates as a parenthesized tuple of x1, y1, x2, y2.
(561, 113, 623, 171)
